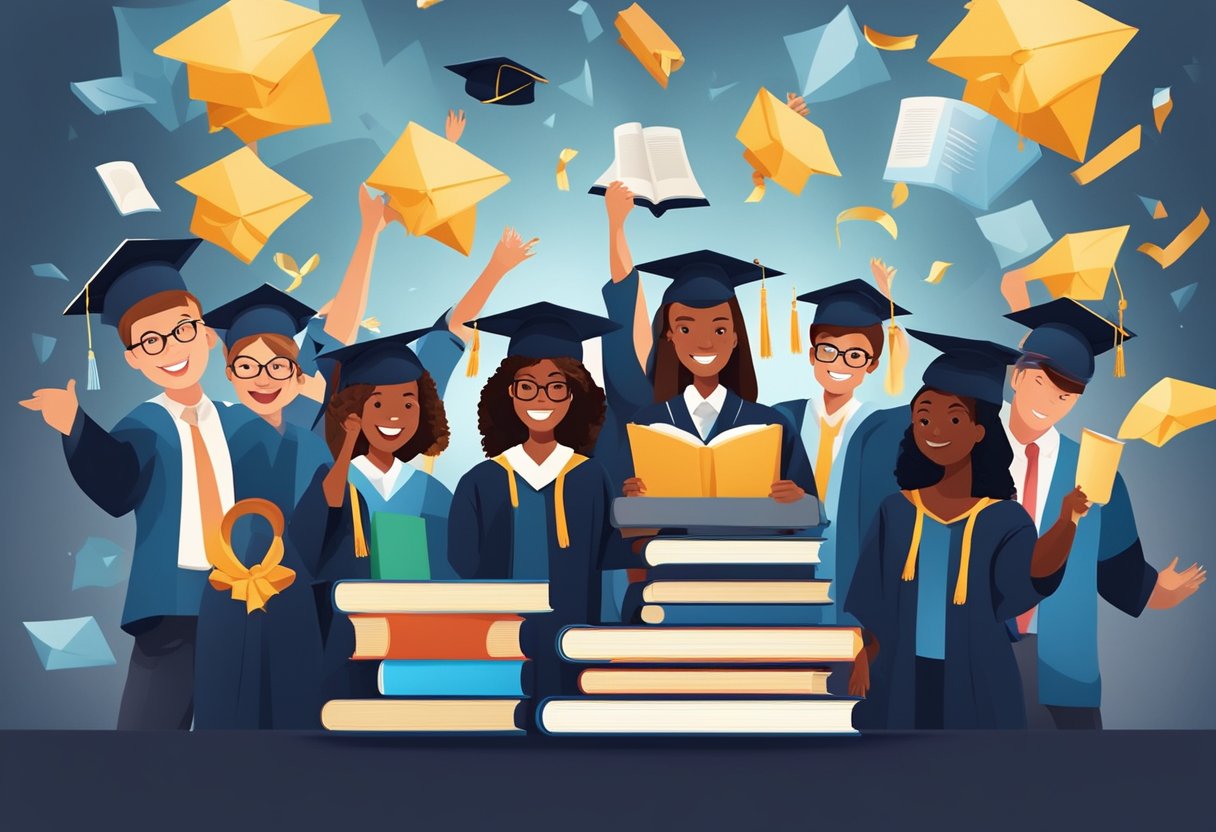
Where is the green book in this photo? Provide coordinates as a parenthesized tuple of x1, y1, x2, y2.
(369, 513, 430, 580)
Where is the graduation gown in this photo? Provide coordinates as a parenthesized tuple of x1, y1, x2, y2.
(194, 417, 331, 729)
(846, 493, 1063, 729)
(598, 270, 658, 493)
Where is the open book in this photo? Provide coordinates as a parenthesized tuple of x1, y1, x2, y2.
(590, 122, 708, 216)
(627, 422, 780, 497)
(95, 161, 160, 216)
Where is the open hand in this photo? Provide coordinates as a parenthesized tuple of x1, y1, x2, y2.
(489, 227, 539, 274)
(1148, 557, 1206, 609)
(605, 180, 635, 226)
(20, 378, 79, 436)
(786, 92, 809, 117)
(769, 480, 806, 503)
(445, 108, 466, 143)
(870, 257, 896, 299)
(622, 477, 647, 497)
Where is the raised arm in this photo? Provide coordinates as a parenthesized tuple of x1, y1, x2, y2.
(1030, 486, 1090, 578)
(322, 184, 394, 347)
(605, 181, 652, 368)
(448, 227, 538, 345)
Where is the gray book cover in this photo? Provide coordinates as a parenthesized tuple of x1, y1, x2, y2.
(611, 496, 824, 531)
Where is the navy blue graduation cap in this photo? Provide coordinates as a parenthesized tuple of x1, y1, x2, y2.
(1005, 298, 1135, 385)
(446, 57, 548, 105)
(797, 279, 911, 328)
(468, 301, 619, 364)
(63, 238, 202, 390)
(908, 329, 1021, 406)
(636, 249, 782, 308)
(206, 284, 316, 351)
(317, 328, 433, 390)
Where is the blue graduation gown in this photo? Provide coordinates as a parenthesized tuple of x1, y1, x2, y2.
(194, 417, 331, 729)
(598, 270, 657, 493)
(846, 494, 1063, 729)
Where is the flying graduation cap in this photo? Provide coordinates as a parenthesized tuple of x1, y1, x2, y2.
(908, 329, 1021, 406)
(205, 283, 316, 350)
(1006, 297, 1134, 384)
(464, 301, 619, 376)
(446, 57, 548, 105)
(63, 238, 202, 390)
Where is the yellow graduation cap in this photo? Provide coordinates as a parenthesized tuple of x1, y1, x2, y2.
(205, 52, 331, 144)
(1118, 378, 1216, 447)
(928, 0, 1137, 161)
(1019, 225, 1129, 301)
(615, 3, 684, 88)
(177, 146, 312, 264)
(155, 0, 339, 110)
(366, 122, 510, 256)
(737, 88, 841, 202)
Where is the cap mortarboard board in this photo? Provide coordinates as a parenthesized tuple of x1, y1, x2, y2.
(797, 279, 911, 328)
(468, 301, 619, 362)
(446, 57, 548, 105)
(908, 329, 1021, 406)
(206, 283, 317, 350)
(1006, 298, 1134, 385)
(318, 328, 433, 391)
(635, 249, 783, 308)
(64, 238, 201, 328)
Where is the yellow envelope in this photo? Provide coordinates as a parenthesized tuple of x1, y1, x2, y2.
(615, 3, 684, 88)
(963, 74, 1102, 162)
(155, 0, 339, 109)
(737, 88, 840, 201)
(368, 122, 509, 255)
(1118, 378, 1216, 448)
(177, 147, 312, 264)
(1019, 225, 1129, 300)
(205, 52, 330, 143)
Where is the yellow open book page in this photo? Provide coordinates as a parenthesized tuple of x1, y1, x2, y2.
(626, 422, 781, 497)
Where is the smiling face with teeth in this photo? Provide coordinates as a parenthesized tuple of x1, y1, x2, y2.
(664, 301, 738, 380)
(225, 334, 306, 424)
(122, 298, 215, 391)
(809, 325, 883, 398)
(510, 359, 573, 438)
(359, 382, 422, 457)
(911, 388, 986, 468)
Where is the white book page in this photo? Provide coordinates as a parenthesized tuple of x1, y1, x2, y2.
(645, 127, 705, 202)
(884, 97, 947, 171)
(95, 161, 160, 215)
(707, 422, 775, 448)
(639, 421, 703, 447)
(940, 101, 983, 176)
(597, 122, 657, 202)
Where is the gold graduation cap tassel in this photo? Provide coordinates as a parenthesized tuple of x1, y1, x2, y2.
(883, 292, 906, 396)
(466, 321, 480, 377)
(755, 260, 772, 359)
(1112, 265, 1127, 378)
(790, 286, 802, 355)
(85, 282, 100, 391)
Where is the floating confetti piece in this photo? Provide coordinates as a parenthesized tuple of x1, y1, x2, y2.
(1138, 195, 1168, 219)
(1137, 208, 1209, 269)
(835, 206, 898, 247)
(24, 616, 116, 670)
(1152, 87, 1173, 133)
(418, 0, 444, 8)
(863, 25, 918, 51)
(1171, 283, 1198, 313)
(72, 537, 130, 590)
(32, 334, 57, 364)
(1071, 125, 1140, 186)
(559, 60, 594, 106)
(923, 261, 952, 284)
(542, 113, 556, 128)
(31, 263, 68, 281)
(709, 81, 737, 101)
(556, 148, 579, 190)
(67, 125, 78, 141)
(1184, 58, 1200, 84)
(569, 1, 603, 42)
(891, 181, 908, 209)
(273, 252, 320, 293)
(361, 316, 382, 334)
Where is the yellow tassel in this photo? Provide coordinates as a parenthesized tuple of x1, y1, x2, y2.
(554, 456, 587, 550)
(953, 498, 993, 605)
(755, 260, 771, 359)
(465, 322, 480, 377)
(85, 283, 100, 390)
(1113, 267, 1128, 378)
(492, 456, 519, 508)
(349, 483, 368, 558)
(790, 287, 802, 355)
(902, 491, 926, 581)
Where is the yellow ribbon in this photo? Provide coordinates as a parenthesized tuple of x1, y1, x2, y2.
(492, 453, 588, 549)
(211, 498, 296, 614)
(555, 148, 579, 191)
(745, 170, 767, 203)
(900, 491, 995, 606)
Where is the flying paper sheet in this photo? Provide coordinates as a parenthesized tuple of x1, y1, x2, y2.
(96, 161, 160, 215)
(24, 616, 117, 670)
(1137, 208, 1209, 269)
(1184, 58, 1200, 84)
(570, 1, 603, 42)
(1071, 125, 1140, 185)
(177, 146, 312, 264)
(556, 148, 579, 191)
(273, 252, 319, 292)
(1171, 283, 1198, 313)
(891, 182, 909, 209)
(975, 200, 1053, 268)
(785, 5, 890, 103)
(924, 261, 953, 284)
(1118, 378, 1216, 447)
(737, 88, 840, 202)
(836, 207, 898, 247)
(543, 113, 556, 128)
(1152, 87, 1173, 132)
(71, 77, 156, 114)
(863, 25, 918, 51)
(883, 97, 1040, 210)
(559, 60, 594, 106)
(32, 263, 68, 281)
(32, 334, 57, 364)
(1020, 225, 1130, 300)
(72, 537, 130, 590)
(1075, 428, 1123, 505)
(615, 3, 684, 89)
(1138, 195, 1168, 219)
(709, 73, 738, 101)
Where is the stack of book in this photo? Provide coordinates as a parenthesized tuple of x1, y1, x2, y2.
(320, 580, 552, 734)
(535, 530, 863, 735)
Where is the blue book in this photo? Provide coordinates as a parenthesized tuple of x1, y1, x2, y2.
(640, 604, 828, 626)
(378, 660, 531, 697)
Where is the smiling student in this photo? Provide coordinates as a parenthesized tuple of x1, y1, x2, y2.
(845, 331, 1089, 729)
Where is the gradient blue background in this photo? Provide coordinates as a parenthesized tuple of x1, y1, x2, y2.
(2, 0, 1212, 728)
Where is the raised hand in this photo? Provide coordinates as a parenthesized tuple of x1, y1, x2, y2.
(786, 92, 809, 117)
(769, 480, 806, 504)
(488, 227, 539, 274)
(357, 183, 394, 235)
(445, 108, 467, 143)
(1059, 485, 1091, 525)
(622, 477, 647, 497)
(1147, 557, 1206, 609)
(20, 378, 79, 436)
(605, 180, 635, 226)
(870, 257, 896, 300)
(1000, 266, 1032, 313)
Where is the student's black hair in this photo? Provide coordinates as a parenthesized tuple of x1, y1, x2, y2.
(894, 385, 1017, 500)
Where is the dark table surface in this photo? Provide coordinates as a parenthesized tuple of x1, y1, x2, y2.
(2, 730, 1212, 830)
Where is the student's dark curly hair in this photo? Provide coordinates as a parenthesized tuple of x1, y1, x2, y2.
(323, 365, 449, 462)
(649, 297, 759, 403)
(478, 355, 606, 457)
(894, 385, 1016, 500)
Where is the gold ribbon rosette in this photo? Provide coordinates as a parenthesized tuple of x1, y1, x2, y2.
(211, 498, 296, 613)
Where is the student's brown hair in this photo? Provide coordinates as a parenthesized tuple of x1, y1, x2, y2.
(224, 333, 303, 378)
(323, 367, 450, 462)
(650, 297, 758, 403)
(477, 356, 606, 457)
(810, 323, 885, 362)
(1014, 358, 1087, 395)
(118, 290, 203, 347)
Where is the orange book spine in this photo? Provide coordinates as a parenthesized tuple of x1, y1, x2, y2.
(350, 614, 525, 660)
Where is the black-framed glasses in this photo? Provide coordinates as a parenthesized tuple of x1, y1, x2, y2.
(511, 379, 571, 402)
(814, 342, 873, 369)
(229, 355, 298, 381)
(127, 320, 203, 356)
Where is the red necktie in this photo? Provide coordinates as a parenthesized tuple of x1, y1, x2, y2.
(1016, 442, 1040, 634)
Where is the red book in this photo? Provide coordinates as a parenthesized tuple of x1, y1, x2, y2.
(349, 614, 525, 660)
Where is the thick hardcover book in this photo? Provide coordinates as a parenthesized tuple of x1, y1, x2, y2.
(627, 423, 781, 497)
(350, 614, 524, 660)
(369, 513, 430, 580)
(642, 564, 819, 581)
(612, 496, 823, 531)
(536, 697, 858, 735)
(333, 580, 551, 614)
(320, 699, 526, 734)
(378, 660, 531, 697)
(641, 580, 832, 605)
(578, 667, 832, 695)
(557, 625, 862, 663)
(644, 536, 822, 567)
(640, 603, 830, 626)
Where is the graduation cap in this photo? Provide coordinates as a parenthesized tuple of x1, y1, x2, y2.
(63, 238, 202, 390)
(908, 329, 1021, 406)
(1006, 298, 1134, 385)
(317, 328, 433, 392)
(206, 284, 316, 351)
(797, 279, 910, 328)
(464, 301, 619, 375)
(636, 249, 785, 358)
(446, 57, 548, 105)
